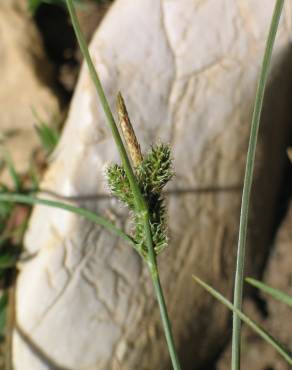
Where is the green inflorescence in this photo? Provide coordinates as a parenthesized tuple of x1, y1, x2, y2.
(106, 143, 173, 258)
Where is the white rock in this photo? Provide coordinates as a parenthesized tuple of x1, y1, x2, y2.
(13, 1, 292, 369)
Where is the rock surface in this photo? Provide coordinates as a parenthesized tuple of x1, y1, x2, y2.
(0, 1, 59, 184)
(13, 1, 292, 369)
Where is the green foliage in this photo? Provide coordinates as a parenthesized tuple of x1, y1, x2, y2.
(107, 143, 173, 257)
(0, 186, 13, 235)
(246, 278, 292, 307)
(0, 293, 8, 340)
(231, 2, 284, 369)
(2, 153, 22, 192)
(0, 153, 25, 235)
(35, 123, 59, 156)
(32, 109, 60, 156)
(193, 276, 292, 365)
(0, 192, 133, 245)
(0, 130, 63, 353)
(0, 252, 18, 270)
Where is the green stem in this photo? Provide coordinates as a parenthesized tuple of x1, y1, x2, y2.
(232, 1, 284, 369)
(66, 0, 144, 212)
(65, 1, 182, 369)
(0, 193, 133, 245)
(144, 211, 181, 370)
(150, 263, 182, 370)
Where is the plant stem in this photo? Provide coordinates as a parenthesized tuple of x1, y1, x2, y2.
(0, 193, 133, 245)
(66, 0, 144, 212)
(232, 1, 284, 369)
(144, 211, 182, 370)
(66, 1, 182, 369)
(150, 263, 182, 370)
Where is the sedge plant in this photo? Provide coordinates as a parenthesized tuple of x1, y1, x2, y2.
(193, 0, 292, 368)
(0, 0, 289, 369)
(65, 1, 181, 368)
(1, 1, 181, 369)
(231, 1, 285, 368)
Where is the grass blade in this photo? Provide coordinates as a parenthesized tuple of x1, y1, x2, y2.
(193, 276, 292, 365)
(35, 123, 59, 155)
(0, 192, 133, 246)
(0, 293, 8, 339)
(232, 1, 284, 369)
(246, 278, 292, 307)
(2, 153, 22, 192)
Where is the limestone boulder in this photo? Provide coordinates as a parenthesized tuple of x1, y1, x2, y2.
(13, 1, 292, 369)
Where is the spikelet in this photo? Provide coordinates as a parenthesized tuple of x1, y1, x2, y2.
(106, 95, 173, 258)
(117, 93, 143, 167)
(107, 143, 173, 258)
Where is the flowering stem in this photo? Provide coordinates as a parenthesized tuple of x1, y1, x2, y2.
(150, 261, 182, 370)
(65, 1, 182, 369)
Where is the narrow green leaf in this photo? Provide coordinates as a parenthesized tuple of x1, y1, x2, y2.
(35, 123, 59, 155)
(246, 278, 292, 307)
(27, 166, 40, 191)
(0, 185, 13, 230)
(193, 275, 292, 365)
(232, 1, 284, 369)
(2, 153, 22, 192)
(0, 192, 133, 246)
(32, 109, 60, 155)
(0, 293, 8, 338)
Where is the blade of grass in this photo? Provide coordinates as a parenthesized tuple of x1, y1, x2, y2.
(2, 153, 22, 192)
(0, 192, 133, 245)
(0, 293, 8, 339)
(246, 278, 292, 307)
(35, 123, 59, 154)
(65, 1, 182, 369)
(232, 1, 284, 369)
(32, 109, 60, 154)
(193, 276, 292, 365)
